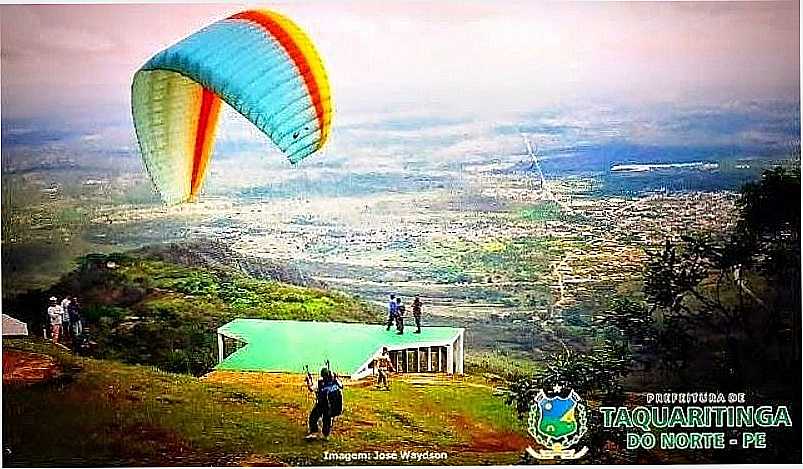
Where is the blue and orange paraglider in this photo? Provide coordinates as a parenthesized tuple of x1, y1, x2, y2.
(132, 9, 333, 204)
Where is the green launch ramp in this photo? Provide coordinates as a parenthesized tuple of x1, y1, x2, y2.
(216, 319, 465, 378)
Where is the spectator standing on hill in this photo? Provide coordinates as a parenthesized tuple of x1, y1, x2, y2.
(395, 297, 405, 335)
(412, 296, 423, 334)
(68, 296, 83, 338)
(47, 297, 63, 343)
(386, 294, 398, 331)
(60, 296, 72, 340)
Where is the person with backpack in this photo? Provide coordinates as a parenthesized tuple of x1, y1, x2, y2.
(305, 367, 343, 441)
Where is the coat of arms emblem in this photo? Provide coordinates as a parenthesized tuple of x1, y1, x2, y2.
(526, 385, 589, 460)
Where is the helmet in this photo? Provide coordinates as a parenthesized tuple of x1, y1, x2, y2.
(320, 367, 332, 380)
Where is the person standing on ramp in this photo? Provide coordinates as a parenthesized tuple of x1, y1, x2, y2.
(412, 295, 423, 334)
(395, 297, 405, 334)
(386, 294, 398, 331)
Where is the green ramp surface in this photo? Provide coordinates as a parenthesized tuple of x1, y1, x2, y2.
(216, 319, 462, 375)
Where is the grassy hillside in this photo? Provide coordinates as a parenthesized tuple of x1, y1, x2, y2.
(3, 339, 528, 467)
(4, 252, 380, 375)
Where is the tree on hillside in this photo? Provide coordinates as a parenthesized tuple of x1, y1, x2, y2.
(643, 165, 801, 391)
(592, 297, 654, 348)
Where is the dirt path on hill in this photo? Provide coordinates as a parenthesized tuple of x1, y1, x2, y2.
(3, 349, 61, 384)
(450, 414, 530, 452)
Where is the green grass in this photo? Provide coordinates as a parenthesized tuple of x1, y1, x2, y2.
(4, 339, 528, 466)
(464, 351, 540, 379)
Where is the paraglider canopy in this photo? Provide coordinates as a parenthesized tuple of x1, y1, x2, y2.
(132, 9, 333, 205)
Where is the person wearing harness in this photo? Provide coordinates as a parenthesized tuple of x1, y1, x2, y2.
(305, 367, 343, 441)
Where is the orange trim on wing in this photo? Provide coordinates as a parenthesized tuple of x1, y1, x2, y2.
(265, 11, 332, 148)
(230, 10, 326, 149)
(190, 87, 221, 199)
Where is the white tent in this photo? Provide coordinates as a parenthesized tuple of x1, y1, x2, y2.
(3, 314, 29, 336)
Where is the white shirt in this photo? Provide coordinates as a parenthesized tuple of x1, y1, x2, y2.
(60, 299, 72, 322)
(47, 305, 63, 325)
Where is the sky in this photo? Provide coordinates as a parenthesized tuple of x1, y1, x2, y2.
(1, 2, 800, 182)
(1, 2, 799, 119)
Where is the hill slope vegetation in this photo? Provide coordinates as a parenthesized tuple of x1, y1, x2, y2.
(4, 251, 380, 375)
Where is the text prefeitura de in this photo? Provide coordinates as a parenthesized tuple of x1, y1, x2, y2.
(601, 406, 793, 431)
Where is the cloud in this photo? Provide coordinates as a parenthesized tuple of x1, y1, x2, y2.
(1, 7, 119, 65)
